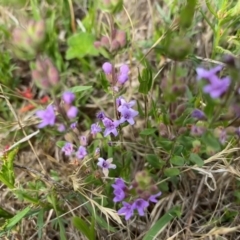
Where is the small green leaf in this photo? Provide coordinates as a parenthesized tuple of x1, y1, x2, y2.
(0, 207, 13, 219)
(56, 141, 66, 148)
(201, 133, 221, 151)
(68, 86, 92, 93)
(72, 217, 94, 240)
(3, 206, 31, 231)
(66, 32, 99, 60)
(138, 67, 153, 94)
(140, 128, 156, 136)
(146, 154, 165, 168)
(170, 156, 185, 166)
(143, 206, 181, 240)
(164, 168, 180, 177)
(189, 153, 204, 167)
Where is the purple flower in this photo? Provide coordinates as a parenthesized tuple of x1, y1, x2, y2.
(102, 62, 113, 74)
(70, 122, 77, 129)
(112, 178, 126, 202)
(62, 142, 74, 156)
(117, 73, 128, 84)
(116, 96, 124, 107)
(190, 125, 206, 136)
(148, 192, 162, 203)
(119, 107, 138, 125)
(191, 109, 206, 120)
(76, 146, 87, 160)
(120, 64, 129, 75)
(97, 157, 116, 177)
(102, 118, 119, 137)
(113, 188, 126, 202)
(196, 66, 223, 81)
(96, 111, 106, 120)
(57, 124, 66, 132)
(117, 99, 136, 112)
(67, 106, 78, 119)
(112, 178, 126, 190)
(203, 76, 230, 98)
(117, 202, 134, 221)
(219, 129, 227, 144)
(36, 105, 56, 128)
(62, 91, 75, 104)
(132, 198, 149, 216)
(91, 123, 102, 135)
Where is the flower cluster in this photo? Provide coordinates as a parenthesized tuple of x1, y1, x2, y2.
(112, 172, 162, 220)
(102, 62, 130, 91)
(90, 96, 138, 138)
(196, 65, 231, 98)
(35, 91, 78, 130)
(61, 142, 88, 161)
(94, 29, 126, 52)
(32, 57, 59, 90)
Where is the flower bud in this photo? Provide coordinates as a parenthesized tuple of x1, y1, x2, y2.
(11, 20, 46, 60)
(166, 36, 192, 61)
(175, 103, 186, 117)
(135, 171, 152, 189)
(115, 30, 126, 48)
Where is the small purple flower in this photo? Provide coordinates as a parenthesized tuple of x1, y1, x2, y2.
(91, 123, 102, 135)
(57, 124, 66, 132)
(70, 122, 77, 129)
(132, 198, 149, 216)
(191, 109, 206, 120)
(117, 99, 136, 112)
(76, 146, 87, 160)
(219, 129, 227, 144)
(96, 111, 106, 120)
(116, 96, 124, 107)
(203, 76, 230, 98)
(120, 64, 129, 75)
(117, 202, 134, 221)
(102, 118, 119, 137)
(67, 106, 78, 119)
(97, 157, 116, 177)
(62, 142, 74, 156)
(102, 62, 113, 74)
(196, 66, 223, 81)
(190, 125, 206, 136)
(112, 178, 126, 190)
(148, 192, 162, 203)
(113, 188, 126, 202)
(119, 107, 138, 125)
(36, 105, 56, 128)
(117, 73, 128, 84)
(62, 91, 75, 104)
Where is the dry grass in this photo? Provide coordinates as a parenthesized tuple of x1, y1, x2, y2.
(1, 0, 240, 239)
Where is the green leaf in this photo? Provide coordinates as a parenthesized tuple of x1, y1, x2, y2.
(189, 153, 204, 167)
(179, 0, 197, 29)
(164, 168, 180, 177)
(138, 67, 153, 94)
(0, 148, 18, 189)
(143, 206, 181, 240)
(1, 206, 31, 231)
(37, 209, 44, 239)
(170, 156, 185, 166)
(201, 133, 221, 151)
(68, 86, 92, 93)
(0, 207, 13, 219)
(72, 217, 94, 240)
(56, 141, 66, 148)
(146, 154, 165, 168)
(140, 128, 156, 136)
(66, 32, 99, 60)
